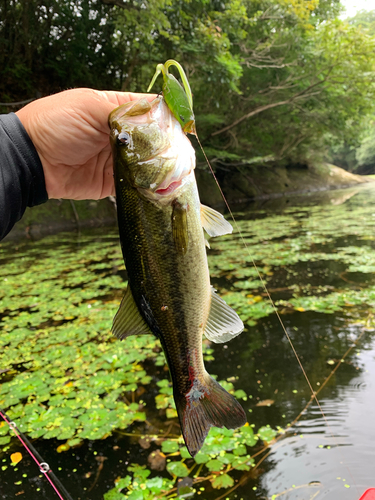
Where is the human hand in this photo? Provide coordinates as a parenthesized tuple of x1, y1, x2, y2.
(16, 88, 156, 200)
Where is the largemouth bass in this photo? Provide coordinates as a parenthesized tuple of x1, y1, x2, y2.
(109, 96, 246, 456)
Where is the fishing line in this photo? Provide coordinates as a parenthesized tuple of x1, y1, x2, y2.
(0, 408, 74, 500)
(195, 136, 318, 388)
(194, 133, 360, 492)
(194, 134, 321, 400)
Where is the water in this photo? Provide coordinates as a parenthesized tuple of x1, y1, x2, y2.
(261, 341, 375, 500)
(1, 182, 375, 499)
(207, 314, 375, 499)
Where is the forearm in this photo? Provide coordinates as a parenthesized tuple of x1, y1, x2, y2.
(0, 113, 48, 240)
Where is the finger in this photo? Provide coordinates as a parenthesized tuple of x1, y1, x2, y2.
(96, 90, 158, 107)
(86, 90, 158, 134)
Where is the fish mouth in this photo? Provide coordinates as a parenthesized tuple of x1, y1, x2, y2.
(154, 167, 194, 197)
(139, 170, 194, 202)
(155, 179, 185, 196)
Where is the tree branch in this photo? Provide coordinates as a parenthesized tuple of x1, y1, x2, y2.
(211, 70, 333, 137)
(211, 100, 291, 137)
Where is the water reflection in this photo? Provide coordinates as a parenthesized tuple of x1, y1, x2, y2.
(261, 337, 375, 499)
(206, 313, 375, 498)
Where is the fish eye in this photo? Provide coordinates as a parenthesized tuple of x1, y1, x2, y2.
(117, 132, 131, 146)
(179, 115, 185, 123)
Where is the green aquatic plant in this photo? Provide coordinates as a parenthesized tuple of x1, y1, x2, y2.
(103, 424, 278, 498)
(0, 233, 158, 444)
(1, 230, 268, 495)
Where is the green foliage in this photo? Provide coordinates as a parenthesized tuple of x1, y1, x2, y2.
(103, 424, 270, 497)
(204, 190, 375, 327)
(211, 473, 234, 489)
(3, 188, 375, 449)
(356, 126, 375, 171)
(103, 464, 175, 499)
(348, 9, 375, 35)
(102, 425, 267, 497)
(161, 439, 179, 453)
(258, 425, 278, 443)
(166, 461, 190, 477)
(0, 228, 274, 496)
(102, 185, 375, 498)
(0, 233, 158, 442)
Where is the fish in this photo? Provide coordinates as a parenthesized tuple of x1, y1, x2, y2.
(109, 96, 247, 457)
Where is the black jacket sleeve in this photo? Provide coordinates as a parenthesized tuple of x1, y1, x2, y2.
(0, 113, 48, 240)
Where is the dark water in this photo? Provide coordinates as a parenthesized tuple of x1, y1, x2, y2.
(208, 315, 375, 500)
(2, 183, 375, 500)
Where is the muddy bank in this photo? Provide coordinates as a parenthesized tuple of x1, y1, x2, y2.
(195, 162, 373, 207)
(4, 162, 373, 241)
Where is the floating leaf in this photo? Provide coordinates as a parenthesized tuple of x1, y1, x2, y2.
(127, 491, 143, 500)
(234, 389, 247, 400)
(166, 461, 189, 477)
(211, 473, 234, 489)
(161, 440, 179, 453)
(56, 443, 70, 453)
(233, 444, 247, 456)
(145, 476, 163, 492)
(194, 452, 210, 464)
(166, 408, 178, 419)
(240, 426, 258, 446)
(205, 459, 224, 472)
(179, 447, 191, 459)
(258, 425, 277, 443)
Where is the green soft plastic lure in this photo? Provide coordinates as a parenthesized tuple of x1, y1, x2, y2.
(147, 59, 196, 135)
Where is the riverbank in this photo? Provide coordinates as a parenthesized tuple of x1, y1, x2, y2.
(195, 161, 373, 207)
(4, 162, 373, 241)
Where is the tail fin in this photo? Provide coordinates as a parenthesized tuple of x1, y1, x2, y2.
(175, 374, 247, 457)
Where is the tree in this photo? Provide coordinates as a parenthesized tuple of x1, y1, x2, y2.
(196, 13, 375, 167)
(348, 9, 375, 35)
(1, 0, 375, 171)
(0, 0, 120, 100)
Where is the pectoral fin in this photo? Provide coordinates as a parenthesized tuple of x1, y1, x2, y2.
(112, 286, 151, 340)
(172, 201, 188, 254)
(200, 204, 233, 237)
(204, 287, 244, 343)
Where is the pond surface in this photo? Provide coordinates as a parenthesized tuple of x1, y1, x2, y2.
(1, 183, 375, 500)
